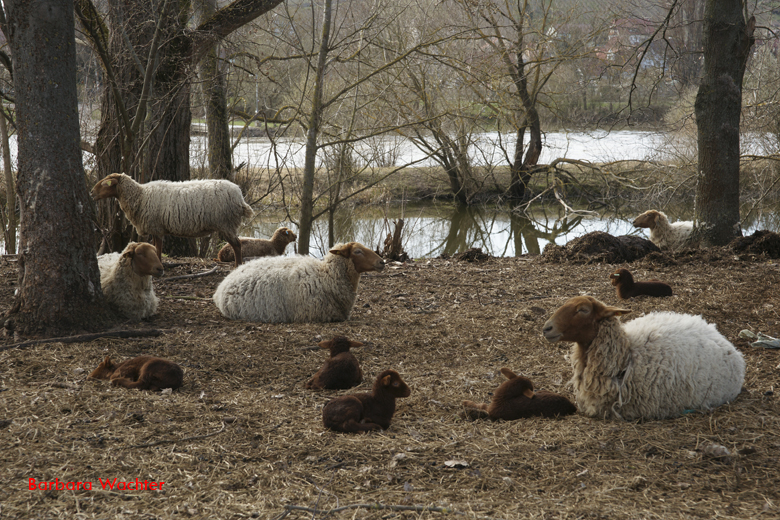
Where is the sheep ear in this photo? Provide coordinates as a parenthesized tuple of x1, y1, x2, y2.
(349, 340, 364, 349)
(317, 339, 331, 349)
(599, 305, 631, 318)
(382, 374, 392, 386)
(499, 367, 517, 380)
(523, 388, 535, 399)
(329, 244, 351, 257)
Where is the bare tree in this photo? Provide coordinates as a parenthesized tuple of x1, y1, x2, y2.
(693, 0, 754, 245)
(1, 0, 110, 336)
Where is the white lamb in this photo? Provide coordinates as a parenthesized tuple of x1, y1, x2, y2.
(216, 227, 297, 263)
(91, 173, 254, 266)
(213, 242, 385, 323)
(633, 209, 695, 251)
(98, 242, 164, 320)
(542, 296, 744, 421)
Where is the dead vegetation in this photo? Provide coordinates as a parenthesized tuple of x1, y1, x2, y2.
(1, 247, 779, 519)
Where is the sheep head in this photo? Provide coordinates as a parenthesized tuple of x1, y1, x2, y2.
(499, 368, 535, 398)
(123, 242, 164, 277)
(632, 210, 662, 229)
(89, 356, 116, 380)
(374, 369, 411, 398)
(319, 335, 362, 355)
(609, 268, 633, 287)
(91, 173, 125, 201)
(543, 296, 631, 347)
(330, 242, 385, 273)
(273, 227, 297, 244)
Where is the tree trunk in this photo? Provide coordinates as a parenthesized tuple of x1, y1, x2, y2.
(0, 102, 15, 254)
(299, 0, 332, 255)
(4, 0, 111, 336)
(693, 1, 754, 246)
(196, 0, 233, 182)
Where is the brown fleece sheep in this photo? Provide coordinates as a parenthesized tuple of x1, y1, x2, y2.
(305, 336, 363, 390)
(463, 368, 576, 420)
(609, 268, 673, 299)
(217, 227, 297, 263)
(89, 355, 183, 391)
(322, 369, 411, 433)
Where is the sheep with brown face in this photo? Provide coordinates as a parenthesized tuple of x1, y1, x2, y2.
(98, 242, 164, 320)
(609, 268, 673, 299)
(463, 368, 577, 420)
(213, 242, 385, 323)
(305, 336, 363, 390)
(91, 173, 254, 267)
(217, 227, 297, 263)
(322, 369, 411, 433)
(89, 355, 183, 391)
(542, 295, 744, 421)
(633, 209, 695, 251)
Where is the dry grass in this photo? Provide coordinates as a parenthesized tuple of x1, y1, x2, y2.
(1, 249, 779, 519)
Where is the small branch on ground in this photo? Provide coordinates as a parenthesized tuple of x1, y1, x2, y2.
(160, 266, 220, 282)
(0, 329, 165, 353)
(128, 423, 226, 448)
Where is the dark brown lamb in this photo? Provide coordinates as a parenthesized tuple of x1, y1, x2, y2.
(305, 336, 363, 390)
(89, 355, 183, 391)
(610, 268, 673, 299)
(463, 368, 576, 420)
(322, 369, 411, 433)
(217, 227, 297, 263)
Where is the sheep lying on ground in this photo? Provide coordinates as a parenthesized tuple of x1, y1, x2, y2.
(91, 173, 254, 267)
(463, 368, 577, 420)
(322, 369, 411, 432)
(305, 336, 363, 390)
(609, 268, 673, 299)
(213, 242, 385, 323)
(633, 209, 694, 251)
(89, 355, 183, 391)
(216, 227, 297, 263)
(98, 242, 164, 320)
(542, 296, 744, 421)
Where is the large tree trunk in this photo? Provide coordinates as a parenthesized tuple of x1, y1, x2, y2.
(3, 0, 111, 336)
(693, 1, 754, 246)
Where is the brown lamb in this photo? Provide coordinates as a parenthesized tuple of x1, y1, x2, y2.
(322, 369, 411, 433)
(305, 336, 363, 390)
(609, 268, 673, 299)
(463, 368, 577, 420)
(89, 355, 183, 391)
(217, 227, 297, 263)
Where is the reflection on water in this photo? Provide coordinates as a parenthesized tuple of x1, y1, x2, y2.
(246, 202, 780, 259)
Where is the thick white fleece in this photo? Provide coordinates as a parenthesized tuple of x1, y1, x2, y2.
(648, 211, 694, 251)
(571, 312, 744, 421)
(213, 251, 362, 323)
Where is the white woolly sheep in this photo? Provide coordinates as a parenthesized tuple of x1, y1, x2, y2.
(216, 227, 297, 263)
(98, 242, 164, 320)
(542, 295, 745, 421)
(91, 173, 254, 267)
(633, 209, 695, 251)
(213, 242, 385, 323)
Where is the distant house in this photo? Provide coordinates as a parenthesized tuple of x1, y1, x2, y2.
(596, 18, 664, 68)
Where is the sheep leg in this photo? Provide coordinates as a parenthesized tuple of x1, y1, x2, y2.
(226, 236, 243, 267)
(152, 236, 163, 261)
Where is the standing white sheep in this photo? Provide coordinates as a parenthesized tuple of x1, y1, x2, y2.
(91, 173, 254, 267)
(213, 242, 385, 323)
(633, 209, 695, 251)
(98, 242, 164, 320)
(542, 295, 744, 421)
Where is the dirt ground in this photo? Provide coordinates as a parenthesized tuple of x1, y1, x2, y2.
(1, 243, 779, 519)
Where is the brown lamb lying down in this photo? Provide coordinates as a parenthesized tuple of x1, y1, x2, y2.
(305, 336, 363, 390)
(609, 268, 673, 299)
(216, 227, 297, 263)
(322, 369, 411, 433)
(463, 368, 576, 420)
(89, 355, 183, 391)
